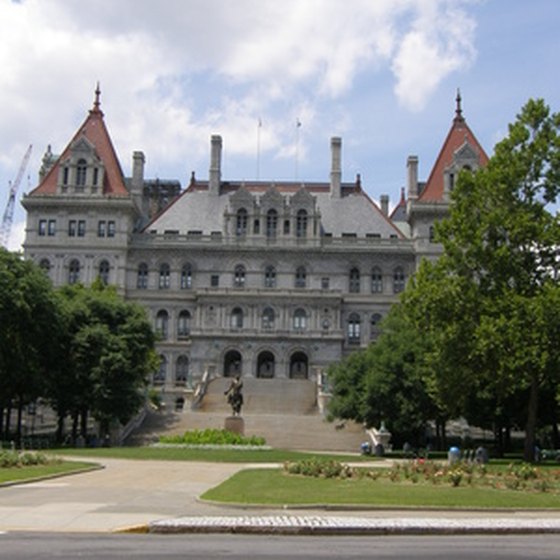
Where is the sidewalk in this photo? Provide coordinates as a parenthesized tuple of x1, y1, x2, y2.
(1, 456, 559, 535)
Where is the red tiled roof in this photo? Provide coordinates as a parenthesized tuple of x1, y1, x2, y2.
(29, 88, 129, 197)
(419, 99, 489, 202)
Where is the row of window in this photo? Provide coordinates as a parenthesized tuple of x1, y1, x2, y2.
(61, 158, 100, 188)
(139, 263, 407, 294)
(154, 308, 382, 342)
(40, 258, 111, 285)
(38, 219, 115, 238)
(235, 208, 309, 238)
(154, 354, 190, 385)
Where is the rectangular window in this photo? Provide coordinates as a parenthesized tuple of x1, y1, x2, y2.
(107, 221, 115, 238)
(93, 167, 99, 186)
(98, 221, 106, 237)
(38, 219, 47, 236)
(321, 277, 330, 290)
(77, 220, 86, 237)
(68, 220, 77, 237)
(210, 274, 220, 287)
(48, 219, 56, 236)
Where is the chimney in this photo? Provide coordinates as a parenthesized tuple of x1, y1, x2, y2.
(131, 151, 145, 209)
(209, 135, 222, 195)
(330, 136, 342, 198)
(407, 155, 418, 199)
(380, 194, 389, 217)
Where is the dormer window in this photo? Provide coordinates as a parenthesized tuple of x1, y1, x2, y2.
(296, 210, 308, 238)
(76, 159, 87, 187)
(236, 209, 248, 236)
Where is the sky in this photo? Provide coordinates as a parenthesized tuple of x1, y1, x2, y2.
(1, 0, 559, 250)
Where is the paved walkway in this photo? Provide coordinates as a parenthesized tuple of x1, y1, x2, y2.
(1, 457, 559, 535)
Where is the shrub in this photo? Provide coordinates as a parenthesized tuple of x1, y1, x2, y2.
(159, 428, 266, 446)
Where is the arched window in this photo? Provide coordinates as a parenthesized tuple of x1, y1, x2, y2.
(371, 267, 383, 293)
(262, 307, 275, 330)
(230, 307, 244, 329)
(233, 264, 246, 288)
(393, 267, 406, 294)
(347, 313, 361, 344)
(264, 265, 276, 288)
(290, 352, 308, 379)
(266, 209, 278, 238)
(155, 310, 169, 339)
(236, 208, 248, 236)
(295, 266, 306, 288)
(257, 351, 275, 379)
(159, 263, 171, 289)
(137, 263, 148, 289)
(293, 308, 307, 331)
(76, 158, 87, 186)
(224, 350, 242, 377)
(68, 259, 80, 284)
(181, 264, 192, 289)
(154, 355, 167, 384)
(371, 313, 383, 340)
(98, 260, 110, 285)
(39, 258, 51, 274)
(296, 209, 308, 238)
(177, 310, 191, 337)
(176, 355, 189, 385)
(349, 267, 360, 293)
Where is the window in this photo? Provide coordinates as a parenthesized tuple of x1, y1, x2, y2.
(137, 263, 148, 289)
(159, 263, 171, 289)
(38, 219, 47, 236)
(230, 307, 244, 329)
(210, 274, 220, 287)
(155, 310, 169, 339)
(253, 219, 260, 235)
(68, 220, 77, 237)
(62, 167, 69, 185)
(76, 159, 87, 186)
(236, 208, 248, 236)
(97, 221, 106, 237)
(283, 219, 290, 235)
(371, 267, 383, 293)
(177, 310, 191, 337)
(48, 219, 56, 236)
(176, 355, 189, 385)
(233, 265, 246, 288)
(348, 313, 361, 344)
(77, 220, 86, 237)
(39, 258, 51, 274)
(154, 355, 167, 384)
(349, 267, 360, 293)
(107, 221, 115, 238)
(321, 277, 330, 290)
(262, 307, 275, 330)
(295, 266, 306, 288)
(264, 265, 276, 288)
(371, 313, 382, 340)
(429, 225, 435, 242)
(98, 260, 110, 285)
(393, 267, 406, 294)
(296, 209, 308, 238)
(181, 264, 192, 289)
(293, 308, 307, 331)
(68, 259, 80, 284)
(266, 209, 278, 238)
(93, 167, 99, 186)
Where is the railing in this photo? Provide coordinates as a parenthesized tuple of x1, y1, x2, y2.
(191, 368, 211, 410)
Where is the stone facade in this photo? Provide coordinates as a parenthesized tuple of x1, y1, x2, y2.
(22, 89, 487, 409)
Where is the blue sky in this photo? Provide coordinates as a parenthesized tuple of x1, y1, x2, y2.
(1, 0, 559, 250)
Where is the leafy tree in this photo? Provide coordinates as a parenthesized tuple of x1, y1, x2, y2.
(404, 99, 560, 461)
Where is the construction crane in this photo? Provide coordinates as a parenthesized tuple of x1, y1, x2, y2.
(1, 144, 32, 248)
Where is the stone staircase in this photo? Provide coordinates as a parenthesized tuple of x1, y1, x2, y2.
(129, 377, 367, 452)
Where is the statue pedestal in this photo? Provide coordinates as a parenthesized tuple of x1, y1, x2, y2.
(224, 416, 245, 435)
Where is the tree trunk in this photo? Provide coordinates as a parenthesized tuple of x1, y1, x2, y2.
(16, 399, 24, 447)
(56, 413, 65, 444)
(71, 413, 78, 444)
(80, 408, 88, 440)
(0, 407, 4, 439)
(523, 375, 539, 463)
(4, 405, 11, 440)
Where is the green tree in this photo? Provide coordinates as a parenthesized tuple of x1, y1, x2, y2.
(48, 282, 157, 442)
(404, 99, 560, 461)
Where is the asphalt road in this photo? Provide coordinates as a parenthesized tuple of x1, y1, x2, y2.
(1, 533, 560, 559)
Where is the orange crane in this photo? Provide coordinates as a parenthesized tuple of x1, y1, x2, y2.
(1, 144, 32, 248)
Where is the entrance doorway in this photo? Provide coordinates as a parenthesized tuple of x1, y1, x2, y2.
(224, 350, 242, 377)
(289, 351, 308, 379)
(257, 351, 275, 378)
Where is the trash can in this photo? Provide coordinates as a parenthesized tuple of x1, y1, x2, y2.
(448, 446, 460, 465)
(374, 443, 385, 457)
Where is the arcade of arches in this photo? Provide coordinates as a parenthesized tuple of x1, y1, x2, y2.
(223, 349, 309, 379)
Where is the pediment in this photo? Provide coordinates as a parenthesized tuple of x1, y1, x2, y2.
(260, 185, 284, 209)
(229, 186, 256, 211)
(290, 186, 316, 209)
(453, 141, 479, 166)
(70, 136, 97, 157)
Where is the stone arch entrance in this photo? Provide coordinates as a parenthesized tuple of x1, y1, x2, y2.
(224, 350, 242, 377)
(256, 351, 275, 379)
(289, 351, 308, 379)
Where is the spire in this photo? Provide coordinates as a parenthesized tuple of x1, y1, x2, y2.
(454, 88, 464, 123)
(91, 82, 103, 116)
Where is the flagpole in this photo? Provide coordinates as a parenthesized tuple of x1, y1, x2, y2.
(256, 118, 262, 180)
(295, 118, 301, 180)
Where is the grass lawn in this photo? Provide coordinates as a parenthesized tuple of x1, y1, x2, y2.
(202, 468, 560, 509)
(49, 446, 372, 464)
(0, 461, 98, 485)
